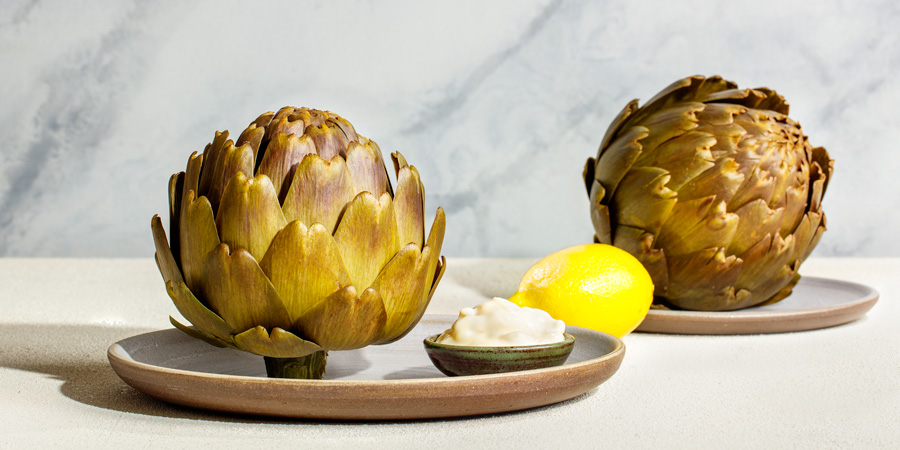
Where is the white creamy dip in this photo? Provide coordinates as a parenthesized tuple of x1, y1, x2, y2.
(435, 297, 567, 346)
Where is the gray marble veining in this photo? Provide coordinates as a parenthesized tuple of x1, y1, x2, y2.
(1, 0, 897, 257)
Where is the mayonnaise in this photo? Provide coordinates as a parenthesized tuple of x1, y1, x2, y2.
(435, 297, 566, 346)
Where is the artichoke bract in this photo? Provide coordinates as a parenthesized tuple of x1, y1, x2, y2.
(583, 76, 833, 311)
(151, 107, 446, 378)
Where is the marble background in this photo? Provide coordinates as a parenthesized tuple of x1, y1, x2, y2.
(1, 0, 897, 257)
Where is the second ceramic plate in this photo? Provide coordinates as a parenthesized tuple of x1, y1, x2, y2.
(108, 315, 624, 420)
(635, 276, 878, 334)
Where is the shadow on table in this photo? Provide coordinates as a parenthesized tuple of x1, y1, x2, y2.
(0, 323, 591, 424)
(0, 323, 255, 422)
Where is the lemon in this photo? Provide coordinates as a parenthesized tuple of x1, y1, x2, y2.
(509, 243, 653, 338)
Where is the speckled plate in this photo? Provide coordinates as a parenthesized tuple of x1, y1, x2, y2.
(108, 315, 624, 420)
(636, 277, 879, 335)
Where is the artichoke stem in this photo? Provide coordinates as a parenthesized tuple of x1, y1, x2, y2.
(264, 350, 328, 379)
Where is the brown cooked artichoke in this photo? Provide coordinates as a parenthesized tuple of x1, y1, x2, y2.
(584, 76, 833, 311)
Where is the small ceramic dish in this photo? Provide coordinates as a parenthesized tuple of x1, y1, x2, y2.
(423, 333, 575, 377)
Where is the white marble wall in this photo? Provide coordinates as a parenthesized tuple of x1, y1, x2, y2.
(1, 0, 897, 257)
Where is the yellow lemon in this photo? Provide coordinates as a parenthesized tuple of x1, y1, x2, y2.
(509, 243, 653, 338)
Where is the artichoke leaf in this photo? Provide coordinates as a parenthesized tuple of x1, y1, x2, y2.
(246, 111, 276, 138)
(732, 113, 779, 147)
(808, 165, 826, 213)
(657, 200, 721, 255)
(790, 212, 824, 263)
(382, 207, 447, 343)
(392, 161, 425, 248)
(727, 199, 785, 256)
(623, 76, 715, 128)
(676, 157, 745, 204)
(704, 88, 768, 108)
(428, 255, 447, 303)
(151, 215, 184, 285)
(259, 221, 352, 322)
(182, 152, 204, 206)
(594, 126, 649, 200)
(333, 191, 400, 291)
(762, 157, 797, 208)
(168, 172, 184, 268)
(236, 122, 266, 155)
(592, 207, 613, 245)
(694, 103, 745, 127)
(165, 279, 233, 341)
(698, 123, 746, 161)
(810, 146, 834, 195)
(747, 88, 790, 115)
(233, 326, 323, 359)
(726, 167, 777, 212)
(734, 233, 797, 302)
(657, 197, 739, 256)
(756, 272, 801, 306)
(638, 131, 716, 191)
(199, 244, 291, 333)
(800, 214, 827, 262)
(169, 316, 234, 349)
(326, 114, 359, 143)
(583, 157, 596, 195)
(288, 107, 330, 132)
(400, 255, 448, 342)
(216, 172, 287, 263)
(296, 286, 387, 350)
(612, 225, 668, 295)
(610, 167, 677, 236)
(423, 206, 447, 301)
(179, 190, 220, 291)
(673, 285, 752, 311)
(306, 122, 349, 160)
(779, 184, 810, 236)
(637, 76, 701, 112)
(267, 110, 309, 141)
(346, 140, 391, 197)
(197, 130, 229, 200)
(667, 248, 747, 310)
(243, 114, 275, 169)
(368, 243, 429, 343)
(589, 180, 612, 244)
(282, 154, 356, 234)
(599, 99, 640, 152)
(257, 132, 316, 201)
(206, 141, 255, 214)
(391, 150, 409, 175)
(689, 75, 739, 103)
(367, 140, 394, 196)
(385, 251, 445, 346)
(636, 103, 705, 153)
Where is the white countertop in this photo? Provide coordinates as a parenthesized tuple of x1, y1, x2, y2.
(1, 257, 898, 448)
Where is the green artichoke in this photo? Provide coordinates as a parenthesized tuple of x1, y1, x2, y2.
(151, 107, 446, 378)
(583, 76, 833, 311)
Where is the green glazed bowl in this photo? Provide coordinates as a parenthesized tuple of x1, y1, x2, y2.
(423, 333, 575, 377)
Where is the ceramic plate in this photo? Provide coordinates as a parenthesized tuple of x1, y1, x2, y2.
(635, 277, 879, 335)
(108, 315, 624, 420)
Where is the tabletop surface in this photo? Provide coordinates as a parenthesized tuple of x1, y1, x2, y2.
(1, 257, 898, 449)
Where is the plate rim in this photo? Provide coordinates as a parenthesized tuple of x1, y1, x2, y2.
(636, 276, 879, 334)
(107, 315, 625, 419)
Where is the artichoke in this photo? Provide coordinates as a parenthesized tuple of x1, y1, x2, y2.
(583, 76, 833, 311)
(151, 107, 446, 378)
